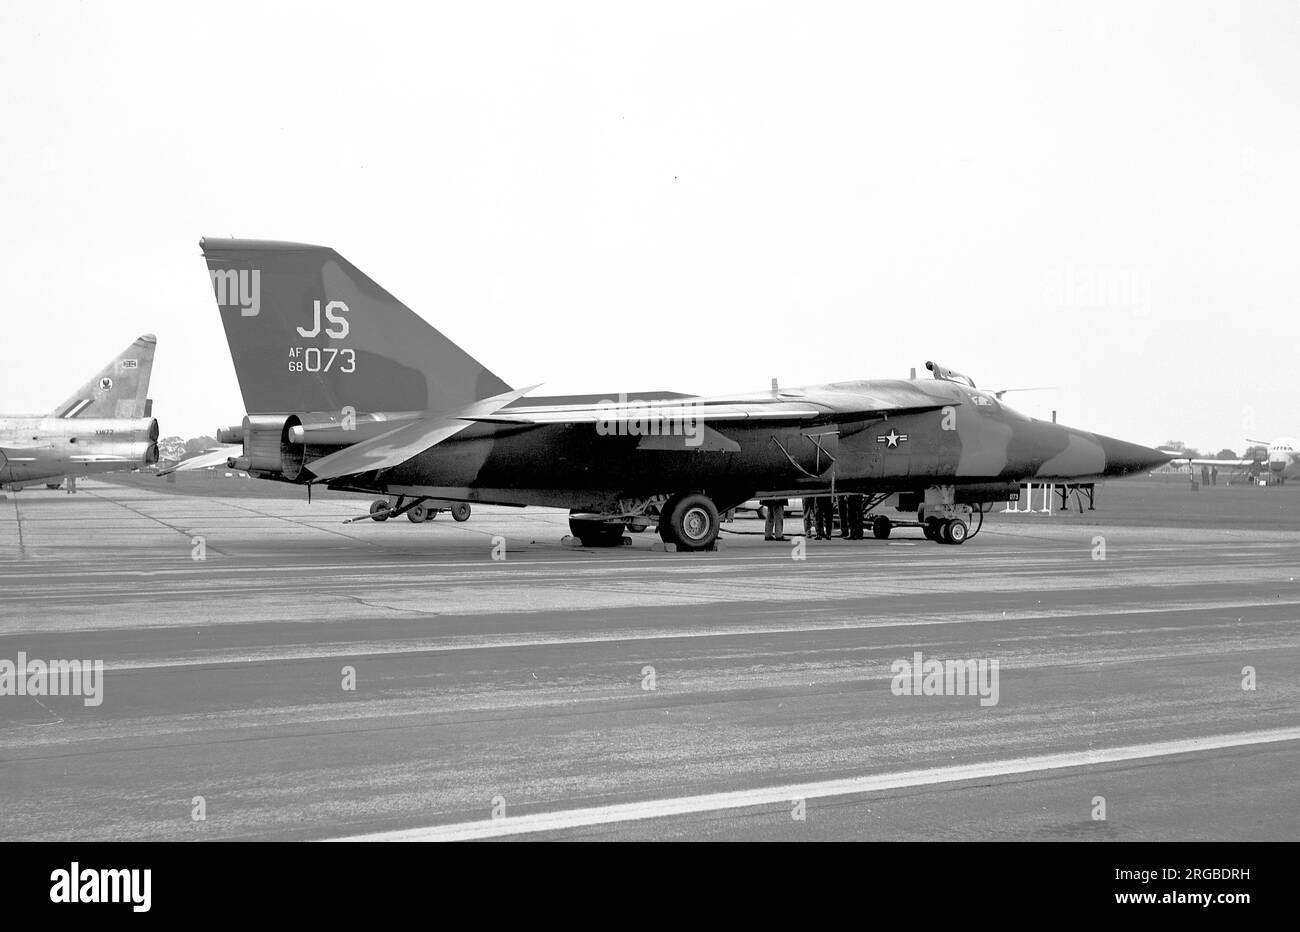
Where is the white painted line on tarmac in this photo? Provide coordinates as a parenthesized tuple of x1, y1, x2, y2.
(327, 726, 1300, 841)
(63, 593, 1298, 671)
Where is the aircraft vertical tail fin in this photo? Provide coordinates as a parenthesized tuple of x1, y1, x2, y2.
(200, 238, 511, 416)
(52, 334, 157, 419)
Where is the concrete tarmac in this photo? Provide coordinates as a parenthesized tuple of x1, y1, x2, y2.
(0, 479, 1296, 841)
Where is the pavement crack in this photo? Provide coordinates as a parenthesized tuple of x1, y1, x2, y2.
(217, 498, 381, 548)
(344, 594, 442, 616)
(7, 494, 25, 555)
(26, 697, 64, 726)
(82, 489, 226, 555)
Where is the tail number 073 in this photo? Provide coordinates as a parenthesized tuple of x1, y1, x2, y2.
(291, 299, 355, 372)
(290, 347, 355, 373)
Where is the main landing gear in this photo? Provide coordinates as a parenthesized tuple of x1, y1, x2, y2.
(569, 492, 723, 552)
(657, 493, 720, 551)
(568, 516, 628, 547)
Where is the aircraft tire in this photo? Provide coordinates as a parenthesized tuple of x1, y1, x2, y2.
(408, 503, 432, 523)
(659, 493, 720, 552)
(871, 516, 892, 540)
(945, 518, 968, 545)
(569, 517, 626, 547)
(451, 503, 471, 522)
(369, 500, 390, 522)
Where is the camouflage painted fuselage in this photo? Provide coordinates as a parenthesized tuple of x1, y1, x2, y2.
(324, 379, 1167, 512)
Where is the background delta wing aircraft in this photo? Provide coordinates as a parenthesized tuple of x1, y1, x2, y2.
(0, 334, 160, 491)
(191, 238, 1169, 550)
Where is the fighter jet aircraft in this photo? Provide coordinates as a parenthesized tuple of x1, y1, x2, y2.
(192, 238, 1169, 550)
(0, 335, 160, 491)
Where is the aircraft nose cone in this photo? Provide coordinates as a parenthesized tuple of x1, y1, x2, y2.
(1100, 436, 1172, 477)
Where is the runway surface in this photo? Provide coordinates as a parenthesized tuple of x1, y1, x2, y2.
(0, 479, 1297, 841)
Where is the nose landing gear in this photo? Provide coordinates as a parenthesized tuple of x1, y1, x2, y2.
(943, 517, 969, 544)
(864, 487, 986, 545)
(922, 515, 970, 545)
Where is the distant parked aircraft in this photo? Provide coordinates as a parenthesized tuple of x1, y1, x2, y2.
(0, 335, 160, 491)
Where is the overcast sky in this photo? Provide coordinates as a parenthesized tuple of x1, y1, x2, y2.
(2, 0, 1296, 451)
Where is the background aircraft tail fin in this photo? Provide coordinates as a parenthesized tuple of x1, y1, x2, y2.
(52, 334, 156, 419)
(200, 238, 511, 415)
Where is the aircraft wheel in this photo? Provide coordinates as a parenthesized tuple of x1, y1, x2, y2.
(945, 518, 968, 545)
(569, 517, 626, 547)
(369, 500, 390, 522)
(659, 493, 720, 551)
(922, 520, 939, 541)
(871, 515, 892, 540)
(408, 503, 432, 523)
(451, 503, 471, 522)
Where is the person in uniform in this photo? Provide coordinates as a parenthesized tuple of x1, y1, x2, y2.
(815, 496, 834, 540)
(846, 493, 865, 539)
(802, 498, 815, 537)
(762, 498, 787, 541)
(837, 495, 851, 538)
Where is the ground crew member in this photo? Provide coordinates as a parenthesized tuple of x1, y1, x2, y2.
(846, 494, 865, 539)
(815, 496, 834, 540)
(802, 498, 815, 537)
(762, 498, 787, 541)
(837, 495, 851, 538)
